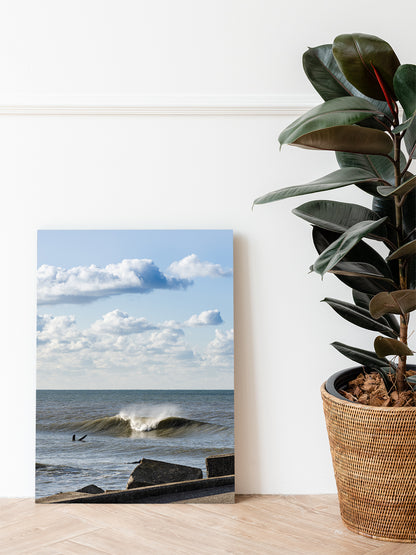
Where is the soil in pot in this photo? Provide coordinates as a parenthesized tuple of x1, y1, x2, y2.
(340, 369, 416, 407)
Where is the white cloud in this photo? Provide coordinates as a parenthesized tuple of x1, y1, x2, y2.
(185, 309, 223, 327)
(37, 313, 234, 384)
(205, 329, 234, 367)
(37, 259, 191, 305)
(37, 314, 91, 353)
(37, 312, 197, 373)
(167, 254, 232, 280)
(89, 309, 157, 335)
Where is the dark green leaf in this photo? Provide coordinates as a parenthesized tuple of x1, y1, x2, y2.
(292, 126, 393, 155)
(322, 297, 397, 337)
(302, 44, 391, 128)
(352, 290, 400, 334)
(312, 227, 396, 294)
(394, 65, 416, 157)
(333, 33, 400, 100)
(352, 290, 372, 309)
(253, 168, 377, 206)
(393, 113, 416, 134)
(372, 188, 416, 246)
(394, 65, 416, 118)
(372, 196, 396, 220)
(374, 336, 413, 357)
(377, 175, 416, 197)
(404, 119, 416, 159)
(403, 188, 416, 241)
(336, 150, 405, 197)
(311, 218, 388, 276)
(278, 97, 384, 146)
(387, 240, 416, 261)
(332, 341, 389, 368)
(330, 263, 397, 289)
(369, 290, 416, 318)
(293, 200, 388, 241)
(337, 151, 395, 182)
(409, 259, 416, 290)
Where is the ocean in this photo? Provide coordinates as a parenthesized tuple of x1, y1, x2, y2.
(36, 389, 234, 498)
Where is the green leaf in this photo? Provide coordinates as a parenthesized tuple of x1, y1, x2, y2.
(372, 188, 416, 243)
(253, 168, 378, 206)
(330, 262, 394, 281)
(403, 188, 416, 241)
(352, 290, 400, 334)
(337, 151, 394, 182)
(409, 257, 416, 290)
(322, 297, 398, 338)
(377, 175, 416, 197)
(387, 240, 416, 261)
(332, 341, 389, 368)
(404, 120, 416, 159)
(370, 195, 398, 249)
(352, 290, 373, 310)
(312, 227, 396, 295)
(374, 336, 413, 357)
(330, 267, 397, 297)
(278, 97, 384, 146)
(302, 44, 391, 128)
(369, 290, 416, 318)
(393, 113, 416, 134)
(394, 65, 416, 157)
(292, 126, 393, 155)
(333, 33, 400, 101)
(330, 263, 397, 292)
(394, 65, 416, 118)
(311, 218, 388, 276)
(293, 200, 388, 241)
(336, 150, 406, 197)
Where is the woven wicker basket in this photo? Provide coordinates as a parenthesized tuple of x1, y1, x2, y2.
(321, 382, 416, 543)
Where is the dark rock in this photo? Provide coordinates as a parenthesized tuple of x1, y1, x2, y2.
(205, 454, 234, 478)
(127, 458, 202, 489)
(76, 484, 104, 494)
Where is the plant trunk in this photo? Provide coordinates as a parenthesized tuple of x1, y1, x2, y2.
(394, 134, 408, 393)
(397, 315, 408, 392)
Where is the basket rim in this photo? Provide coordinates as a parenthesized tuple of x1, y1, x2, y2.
(321, 381, 416, 412)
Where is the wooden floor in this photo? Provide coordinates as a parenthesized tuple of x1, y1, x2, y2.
(0, 495, 414, 554)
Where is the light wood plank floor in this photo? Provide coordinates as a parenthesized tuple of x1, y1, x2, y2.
(0, 495, 414, 554)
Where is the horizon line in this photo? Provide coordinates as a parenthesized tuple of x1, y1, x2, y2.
(36, 388, 234, 391)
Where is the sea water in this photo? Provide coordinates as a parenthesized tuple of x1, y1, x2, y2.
(36, 390, 234, 498)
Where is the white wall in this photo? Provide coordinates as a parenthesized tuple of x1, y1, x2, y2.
(0, 0, 414, 497)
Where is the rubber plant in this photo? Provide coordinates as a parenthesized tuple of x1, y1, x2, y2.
(254, 33, 416, 403)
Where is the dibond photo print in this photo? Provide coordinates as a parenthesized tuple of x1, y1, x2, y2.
(36, 230, 234, 503)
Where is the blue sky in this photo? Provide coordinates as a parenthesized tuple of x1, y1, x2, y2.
(37, 230, 234, 389)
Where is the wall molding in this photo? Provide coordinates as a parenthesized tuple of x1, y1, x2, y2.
(0, 94, 317, 116)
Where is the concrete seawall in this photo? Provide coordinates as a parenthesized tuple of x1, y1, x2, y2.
(37, 475, 235, 504)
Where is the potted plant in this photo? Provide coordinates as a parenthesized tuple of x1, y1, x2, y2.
(254, 33, 415, 542)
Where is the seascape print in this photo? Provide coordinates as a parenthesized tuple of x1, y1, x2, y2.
(36, 230, 234, 503)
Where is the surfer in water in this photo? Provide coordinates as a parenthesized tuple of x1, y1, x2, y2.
(72, 434, 87, 441)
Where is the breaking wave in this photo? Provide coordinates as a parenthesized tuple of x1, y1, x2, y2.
(47, 405, 226, 438)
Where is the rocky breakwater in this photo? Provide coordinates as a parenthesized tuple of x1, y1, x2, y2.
(127, 458, 203, 489)
(205, 454, 234, 478)
(37, 455, 235, 503)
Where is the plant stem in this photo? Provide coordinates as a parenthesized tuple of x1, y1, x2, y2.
(393, 133, 408, 393)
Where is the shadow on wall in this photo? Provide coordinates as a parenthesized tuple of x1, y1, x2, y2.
(234, 233, 267, 494)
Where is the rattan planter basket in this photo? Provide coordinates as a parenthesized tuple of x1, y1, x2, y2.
(322, 371, 416, 543)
